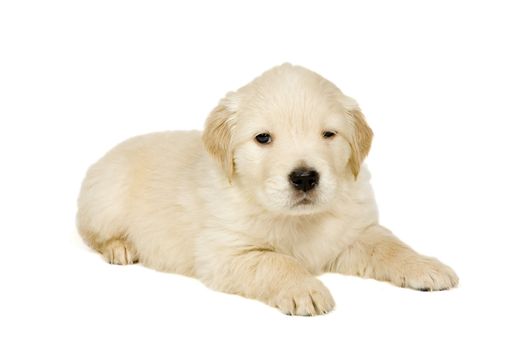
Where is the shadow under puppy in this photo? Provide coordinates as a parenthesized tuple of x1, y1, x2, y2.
(77, 63, 458, 316)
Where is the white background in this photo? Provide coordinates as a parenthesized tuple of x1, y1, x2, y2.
(1, 1, 525, 349)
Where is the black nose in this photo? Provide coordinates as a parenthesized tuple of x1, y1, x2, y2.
(289, 168, 319, 192)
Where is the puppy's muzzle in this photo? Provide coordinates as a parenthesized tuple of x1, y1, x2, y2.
(289, 168, 319, 192)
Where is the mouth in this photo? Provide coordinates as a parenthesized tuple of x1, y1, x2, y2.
(291, 194, 315, 207)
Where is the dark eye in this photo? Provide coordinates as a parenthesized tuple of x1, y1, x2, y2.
(255, 133, 272, 144)
(322, 131, 337, 139)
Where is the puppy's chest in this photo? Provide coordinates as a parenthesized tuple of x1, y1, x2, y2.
(264, 217, 360, 274)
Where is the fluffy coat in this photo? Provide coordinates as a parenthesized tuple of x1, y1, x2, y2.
(77, 64, 458, 315)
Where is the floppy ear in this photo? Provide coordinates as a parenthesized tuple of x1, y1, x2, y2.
(343, 98, 373, 179)
(202, 94, 238, 181)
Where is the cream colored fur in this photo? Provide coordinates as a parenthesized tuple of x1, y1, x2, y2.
(77, 64, 458, 316)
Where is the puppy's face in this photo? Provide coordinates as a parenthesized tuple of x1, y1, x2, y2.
(203, 64, 372, 215)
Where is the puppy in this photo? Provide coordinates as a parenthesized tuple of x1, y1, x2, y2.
(77, 64, 458, 316)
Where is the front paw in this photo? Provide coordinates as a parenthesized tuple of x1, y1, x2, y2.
(392, 256, 459, 291)
(271, 278, 335, 316)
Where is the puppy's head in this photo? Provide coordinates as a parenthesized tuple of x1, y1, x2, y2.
(203, 64, 372, 215)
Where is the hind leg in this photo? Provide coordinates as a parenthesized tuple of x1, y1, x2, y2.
(77, 151, 139, 265)
(101, 238, 138, 265)
(77, 200, 138, 265)
(78, 224, 139, 265)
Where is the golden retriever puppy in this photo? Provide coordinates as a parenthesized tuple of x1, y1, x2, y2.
(77, 64, 458, 316)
